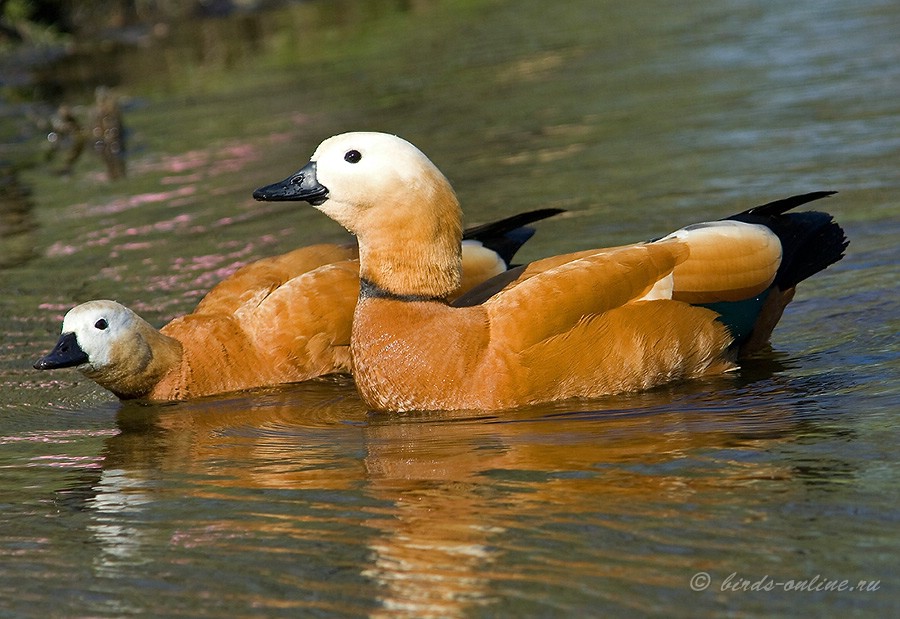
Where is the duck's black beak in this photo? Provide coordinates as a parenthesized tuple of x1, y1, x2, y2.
(252, 161, 329, 206)
(33, 332, 88, 370)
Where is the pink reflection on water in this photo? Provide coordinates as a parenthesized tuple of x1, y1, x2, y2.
(37, 130, 304, 317)
(155, 213, 192, 231)
(221, 143, 257, 159)
(47, 213, 196, 259)
(132, 150, 210, 175)
(131, 140, 260, 181)
(85, 186, 197, 217)
(114, 242, 153, 252)
(97, 264, 125, 282)
(144, 273, 183, 293)
(119, 234, 289, 307)
(161, 172, 204, 185)
(0, 428, 118, 445)
(45, 243, 78, 257)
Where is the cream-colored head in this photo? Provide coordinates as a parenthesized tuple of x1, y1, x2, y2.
(255, 132, 464, 298)
(34, 300, 181, 399)
(66, 301, 141, 368)
(309, 133, 448, 224)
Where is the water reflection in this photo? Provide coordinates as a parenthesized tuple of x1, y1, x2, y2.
(14, 0, 431, 109)
(39, 87, 127, 180)
(89, 86, 127, 179)
(44, 104, 85, 175)
(48, 370, 860, 617)
(0, 160, 37, 268)
(87, 467, 155, 576)
(1, 0, 894, 615)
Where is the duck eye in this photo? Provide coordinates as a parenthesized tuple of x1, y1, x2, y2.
(344, 149, 362, 164)
(94, 319, 109, 330)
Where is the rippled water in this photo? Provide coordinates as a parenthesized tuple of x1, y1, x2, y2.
(0, 0, 897, 616)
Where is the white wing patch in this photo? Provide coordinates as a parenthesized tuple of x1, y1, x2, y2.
(637, 272, 674, 301)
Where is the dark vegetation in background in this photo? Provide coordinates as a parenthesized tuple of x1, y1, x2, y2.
(0, 0, 268, 37)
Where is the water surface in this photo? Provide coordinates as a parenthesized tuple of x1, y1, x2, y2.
(0, 0, 897, 616)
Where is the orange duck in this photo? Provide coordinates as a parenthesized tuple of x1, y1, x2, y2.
(33, 208, 560, 400)
(253, 131, 847, 412)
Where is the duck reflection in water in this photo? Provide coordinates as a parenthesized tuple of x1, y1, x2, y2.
(51, 373, 853, 617)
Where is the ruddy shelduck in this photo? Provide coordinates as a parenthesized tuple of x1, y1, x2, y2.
(33, 209, 560, 400)
(253, 131, 848, 412)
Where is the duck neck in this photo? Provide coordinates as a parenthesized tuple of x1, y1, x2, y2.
(84, 322, 183, 399)
(356, 190, 463, 300)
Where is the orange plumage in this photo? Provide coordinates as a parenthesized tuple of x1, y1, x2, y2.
(34, 210, 559, 400)
(253, 132, 847, 412)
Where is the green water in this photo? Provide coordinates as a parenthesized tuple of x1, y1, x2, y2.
(0, 0, 897, 616)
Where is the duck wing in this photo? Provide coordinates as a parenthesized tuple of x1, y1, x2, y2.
(663, 221, 783, 304)
(195, 243, 358, 315)
(483, 240, 689, 350)
(236, 260, 361, 378)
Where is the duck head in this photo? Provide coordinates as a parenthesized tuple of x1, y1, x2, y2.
(34, 300, 181, 399)
(254, 132, 464, 298)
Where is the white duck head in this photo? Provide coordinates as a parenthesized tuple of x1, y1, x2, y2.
(254, 132, 465, 298)
(34, 300, 179, 399)
(35, 300, 141, 371)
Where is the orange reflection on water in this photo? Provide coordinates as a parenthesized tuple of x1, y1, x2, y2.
(71, 380, 803, 617)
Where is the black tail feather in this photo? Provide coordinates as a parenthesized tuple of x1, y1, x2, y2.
(729, 191, 837, 219)
(727, 192, 848, 290)
(462, 208, 564, 265)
